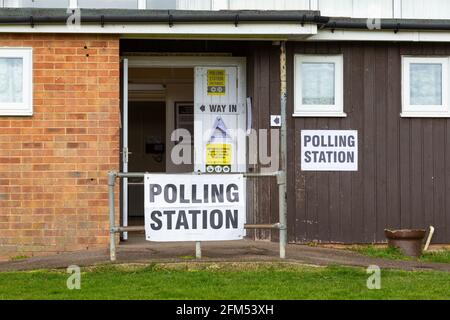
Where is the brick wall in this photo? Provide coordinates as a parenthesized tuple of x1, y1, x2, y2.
(0, 34, 120, 260)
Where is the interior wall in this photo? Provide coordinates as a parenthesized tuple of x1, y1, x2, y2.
(127, 68, 193, 218)
(128, 101, 166, 173)
(165, 83, 194, 173)
(128, 67, 194, 173)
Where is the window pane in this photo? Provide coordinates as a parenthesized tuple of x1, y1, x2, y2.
(147, 0, 177, 9)
(78, 0, 138, 9)
(4, 0, 69, 8)
(301, 62, 335, 105)
(0, 58, 23, 103)
(410, 63, 442, 105)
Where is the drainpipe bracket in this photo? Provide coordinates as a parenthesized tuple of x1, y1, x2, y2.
(276, 171, 286, 185)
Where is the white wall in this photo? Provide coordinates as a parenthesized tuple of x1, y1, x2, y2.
(177, 0, 450, 20)
(4, 0, 450, 19)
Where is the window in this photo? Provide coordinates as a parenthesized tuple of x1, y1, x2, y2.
(402, 57, 450, 117)
(294, 54, 345, 117)
(0, 48, 33, 116)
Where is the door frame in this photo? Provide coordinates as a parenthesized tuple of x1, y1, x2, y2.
(121, 55, 247, 239)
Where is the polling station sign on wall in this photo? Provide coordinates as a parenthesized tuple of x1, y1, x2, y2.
(144, 174, 246, 242)
(301, 130, 358, 171)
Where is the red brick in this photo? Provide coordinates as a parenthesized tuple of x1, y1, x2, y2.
(0, 34, 120, 260)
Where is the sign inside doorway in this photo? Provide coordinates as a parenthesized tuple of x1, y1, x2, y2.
(144, 174, 246, 242)
(206, 116, 232, 173)
(207, 69, 226, 96)
(301, 130, 358, 171)
(194, 65, 246, 173)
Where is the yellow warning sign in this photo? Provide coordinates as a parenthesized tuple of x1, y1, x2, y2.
(207, 69, 226, 96)
(206, 143, 231, 165)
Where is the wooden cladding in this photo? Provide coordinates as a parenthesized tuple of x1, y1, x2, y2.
(287, 42, 450, 243)
(121, 39, 450, 244)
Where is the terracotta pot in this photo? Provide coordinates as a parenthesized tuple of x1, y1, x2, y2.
(384, 229, 426, 257)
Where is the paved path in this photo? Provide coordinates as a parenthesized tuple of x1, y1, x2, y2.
(1, 239, 449, 272)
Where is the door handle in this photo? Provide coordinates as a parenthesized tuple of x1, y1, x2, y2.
(121, 148, 132, 163)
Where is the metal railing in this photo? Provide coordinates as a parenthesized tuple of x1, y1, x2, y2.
(108, 171, 287, 261)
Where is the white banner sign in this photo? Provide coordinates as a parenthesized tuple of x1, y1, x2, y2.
(144, 174, 246, 242)
(301, 130, 358, 171)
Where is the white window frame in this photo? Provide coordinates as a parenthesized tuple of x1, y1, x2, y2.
(0, 48, 33, 116)
(401, 56, 450, 118)
(293, 54, 345, 117)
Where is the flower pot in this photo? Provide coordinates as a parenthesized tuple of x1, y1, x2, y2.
(384, 229, 426, 257)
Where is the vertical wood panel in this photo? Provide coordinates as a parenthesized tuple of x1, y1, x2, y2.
(386, 45, 401, 231)
(423, 120, 434, 229)
(363, 45, 377, 242)
(339, 45, 354, 243)
(246, 43, 281, 242)
(246, 46, 256, 241)
(445, 122, 450, 243)
(374, 45, 388, 241)
(287, 43, 300, 242)
(269, 45, 280, 242)
(289, 41, 450, 243)
(433, 121, 446, 243)
(258, 47, 272, 240)
(350, 45, 365, 243)
(410, 120, 423, 229)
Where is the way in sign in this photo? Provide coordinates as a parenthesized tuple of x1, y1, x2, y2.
(209, 104, 237, 113)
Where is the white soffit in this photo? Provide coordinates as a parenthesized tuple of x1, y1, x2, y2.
(0, 23, 317, 40)
(309, 29, 450, 42)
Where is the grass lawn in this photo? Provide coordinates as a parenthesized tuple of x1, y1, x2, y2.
(0, 263, 449, 300)
(351, 246, 450, 263)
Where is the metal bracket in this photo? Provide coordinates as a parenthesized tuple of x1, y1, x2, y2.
(121, 148, 130, 164)
(234, 14, 240, 27)
(394, 23, 400, 33)
(276, 171, 286, 185)
(108, 171, 117, 186)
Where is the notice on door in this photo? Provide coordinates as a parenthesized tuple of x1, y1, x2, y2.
(206, 143, 232, 165)
(301, 130, 358, 171)
(207, 69, 226, 96)
(144, 174, 246, 242)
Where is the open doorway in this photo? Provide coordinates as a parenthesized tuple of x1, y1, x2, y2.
(126, 67, 194, 228)
(121, 56, 247, 244)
